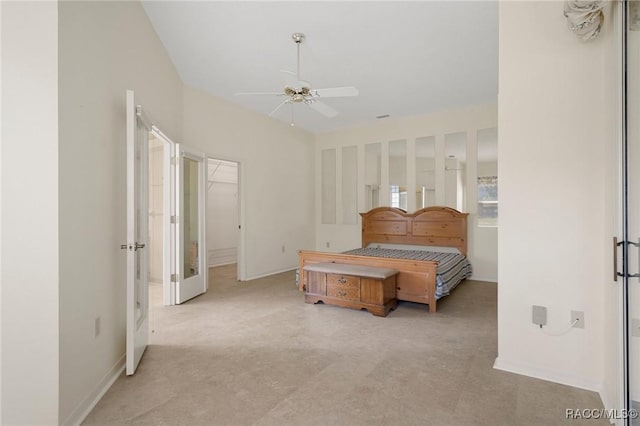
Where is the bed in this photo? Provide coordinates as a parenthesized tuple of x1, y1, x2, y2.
(297, 206, 472, 313)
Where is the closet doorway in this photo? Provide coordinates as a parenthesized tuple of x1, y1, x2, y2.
(207, 158, 241, 281)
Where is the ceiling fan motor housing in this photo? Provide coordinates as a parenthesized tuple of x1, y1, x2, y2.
(284, 85, 312, 102)
(234, 32, 356, 121)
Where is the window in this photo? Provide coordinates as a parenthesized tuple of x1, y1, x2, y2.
(321, 149, 336, 224)
(477, 176, 498, 227)
(390, 185, 407, 211)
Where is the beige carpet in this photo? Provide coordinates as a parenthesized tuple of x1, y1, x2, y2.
(83, 265, 606, 425)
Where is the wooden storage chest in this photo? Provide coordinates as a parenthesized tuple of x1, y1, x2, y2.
(303, 263, 398, 317)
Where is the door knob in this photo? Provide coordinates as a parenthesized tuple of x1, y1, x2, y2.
(134, 242, 146, 250)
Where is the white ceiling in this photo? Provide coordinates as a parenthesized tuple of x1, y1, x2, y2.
(142, 1, 498, 134)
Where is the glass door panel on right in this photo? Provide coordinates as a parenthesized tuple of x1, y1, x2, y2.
(183, 157, 200, 279)
(626, 2, 640, 422)
(125, 90, 149, 375)
(175, 144, 206, 304)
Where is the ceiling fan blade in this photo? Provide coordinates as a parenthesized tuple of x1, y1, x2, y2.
(268, 99, 289, 117)
(313, 86, 359, 98)
(234, 92, 282, 96)
(308, 100, 338, 118)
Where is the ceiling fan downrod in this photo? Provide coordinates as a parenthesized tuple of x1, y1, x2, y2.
(292, 32, 305, 81)
(233, 31, 357, 124)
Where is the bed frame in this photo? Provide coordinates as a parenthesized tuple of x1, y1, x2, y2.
(298, 206, 468, 312)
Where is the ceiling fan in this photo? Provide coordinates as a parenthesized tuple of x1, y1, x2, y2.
(235, 32, 359, 126)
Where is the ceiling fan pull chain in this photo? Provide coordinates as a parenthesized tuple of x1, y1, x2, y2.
(297, 40, 301, 81)
(290, 102, 295, 127)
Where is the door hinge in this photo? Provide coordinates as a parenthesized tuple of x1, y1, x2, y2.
(171, 274, 179, 282)
(171, 215, 178, 224)
(615, 237, 620, 281)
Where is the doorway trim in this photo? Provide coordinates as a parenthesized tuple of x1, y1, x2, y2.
(206, 155, 246, 281)
(149, 126, 176, 305)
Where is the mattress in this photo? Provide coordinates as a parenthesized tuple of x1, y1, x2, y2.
(341, 247, 472, 299)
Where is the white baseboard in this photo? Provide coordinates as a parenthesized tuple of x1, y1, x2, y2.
(599, 388, 623, 426)
(469, 276, 497, 283)
(207, 247, 237, 268)
(208, 260, 236, 268)
(62, 354, 125, 426)
(245, 266, 297, 281)
(493, 357, 601, 393)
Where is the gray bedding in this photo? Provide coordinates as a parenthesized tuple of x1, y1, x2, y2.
(341, 247, 472, 299)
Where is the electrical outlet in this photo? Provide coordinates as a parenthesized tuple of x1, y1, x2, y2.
(571, 310, 585, 329)
(95, 317, 101, 337)
(326, 242, 330, 248)
(532, 305, 547, 327)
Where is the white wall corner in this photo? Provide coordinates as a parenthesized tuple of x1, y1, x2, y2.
(493, 357, 602, 393)
(598, 388, 623, 426)
(469, 276, 498, 283)
(0, 2, 4, 422)
(246, 266, 298, 282)
(62, 355, 125, 426)
(2, 1, 59, 423)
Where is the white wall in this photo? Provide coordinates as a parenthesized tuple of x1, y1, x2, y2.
(1, 22, 304, 418)
(314, 104, 498, 281)
(58, 2, 184, 424)
(1, 1, 59, 424)
(496, 0, 618, 404)
(183, 86, 316, 279)
(1, 4, 3, 420)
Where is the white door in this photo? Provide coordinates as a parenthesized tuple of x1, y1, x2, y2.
(125, 90, 150, 375)
(175, 143, 207, 303)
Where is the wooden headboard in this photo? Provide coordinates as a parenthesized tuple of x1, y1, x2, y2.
(360, 206, 469, 256)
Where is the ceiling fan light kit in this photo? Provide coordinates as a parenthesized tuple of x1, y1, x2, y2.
(235, 32, 359, 127)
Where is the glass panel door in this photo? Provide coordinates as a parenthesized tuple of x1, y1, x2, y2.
(625, 2, 640, 421)
(183, 157, 200, 279)
(125, 90, 149, 375)
(175, 144, 207, 304)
